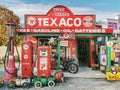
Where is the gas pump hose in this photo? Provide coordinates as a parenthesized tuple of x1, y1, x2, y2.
(3, 40, 20, 74)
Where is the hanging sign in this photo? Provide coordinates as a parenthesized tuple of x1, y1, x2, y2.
(107, 41, 113, 47)
(60, 40, 68, 46)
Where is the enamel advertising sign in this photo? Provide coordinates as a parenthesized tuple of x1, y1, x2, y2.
(106, 18, 118, 31)
(17, 5, 113, 34)
(25, 5, 95, 29)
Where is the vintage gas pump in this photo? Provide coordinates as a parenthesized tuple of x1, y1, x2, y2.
(4, 21, 19, 82)
(37, 46, 51, 78)
(33, 45, 64, 88)
(21, 41, 33, 78)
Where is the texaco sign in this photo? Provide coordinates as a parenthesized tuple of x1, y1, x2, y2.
(17, 5, 113, 34)
(25, 5, 95, 29)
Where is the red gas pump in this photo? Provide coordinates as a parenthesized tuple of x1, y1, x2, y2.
(4, 21, 19, 82)
(37, 46, 51, 78)
(22, 41, 33, 78)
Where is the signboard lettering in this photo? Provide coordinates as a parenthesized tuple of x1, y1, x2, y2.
(17, 5, 113, 34)
(17, 28, 113, 34)
(36, 18, 81, 27)
(107, 19, 118, 30)
(108, 22, 118, 30)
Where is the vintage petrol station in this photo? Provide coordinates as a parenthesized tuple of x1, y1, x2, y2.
(17, 5, 113, 68)
(3, 5, 120, 89)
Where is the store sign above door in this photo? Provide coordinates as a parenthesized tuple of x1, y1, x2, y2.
(25, 5, 95, 29)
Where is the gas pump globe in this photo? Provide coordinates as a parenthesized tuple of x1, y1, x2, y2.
(5, 21, 17, 54)
(6, 21, 16, 37)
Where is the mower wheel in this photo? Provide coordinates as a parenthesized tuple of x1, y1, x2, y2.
(7, 82, 15, 89)
(34, 81, 42, 88)
(48, 81, 55, 87)
(22, 82, 30, 89)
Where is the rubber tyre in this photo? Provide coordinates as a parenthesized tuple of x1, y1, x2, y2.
(48, 81, 55, 87)
(34, 81, 42, 89)
(22, 82, 30, 89)
(68, 63, 78, 74)
(7, 82, 15, 89)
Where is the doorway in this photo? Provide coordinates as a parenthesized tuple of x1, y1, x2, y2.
(77, 38, 90, 66)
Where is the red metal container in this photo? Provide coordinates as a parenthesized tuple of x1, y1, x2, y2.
(51, 58, 57, 70)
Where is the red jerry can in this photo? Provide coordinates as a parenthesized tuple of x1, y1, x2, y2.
(37, 46, 51, 78)
(22, 41, 33, 78)
(51, 58, 57, 70)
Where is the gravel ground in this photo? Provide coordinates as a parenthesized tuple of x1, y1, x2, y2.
(0, 77, 120, 90)
(0, 64, 120, 90)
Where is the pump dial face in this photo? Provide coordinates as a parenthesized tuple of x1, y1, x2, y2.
(23, 44, 29, 50)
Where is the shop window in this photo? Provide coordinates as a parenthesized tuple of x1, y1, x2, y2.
(38, 37, 58, 57)
(38, 38, 49, 46)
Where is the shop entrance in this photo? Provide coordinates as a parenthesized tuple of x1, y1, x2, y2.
(77, 38, 90, 66)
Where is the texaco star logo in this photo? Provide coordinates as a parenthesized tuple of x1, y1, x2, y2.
(83, 16, 93, 27)
(27, 17, 36, 26)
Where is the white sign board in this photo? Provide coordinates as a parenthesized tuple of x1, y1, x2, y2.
(60, 41, 68, 46)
